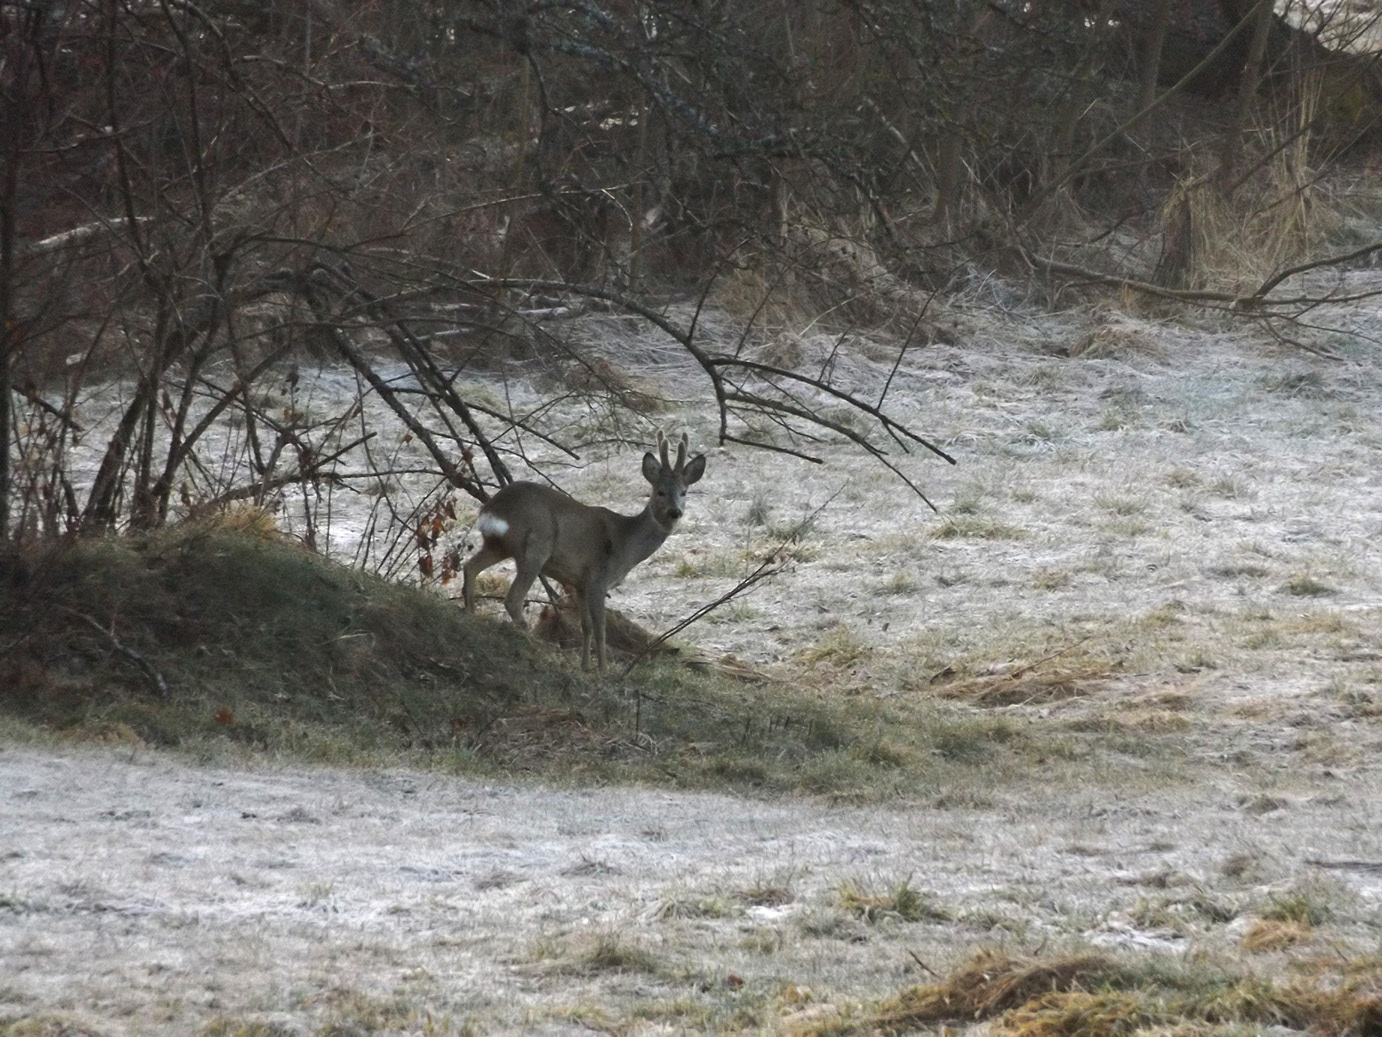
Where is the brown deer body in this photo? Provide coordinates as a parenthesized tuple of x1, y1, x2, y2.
(462, 432, 707, 671)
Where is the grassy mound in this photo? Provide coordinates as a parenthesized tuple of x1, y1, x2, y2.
(0, 526, 927, 793)
(0, 526, 1217, 799)
(1, 525, 540, 762)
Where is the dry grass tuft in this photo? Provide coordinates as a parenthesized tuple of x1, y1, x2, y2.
(1195, 980, 1382, 1037)
(1069, 323, 1164, 361)
(799, 626, 871, 669)
(997, 990, 1150, 1037)
(931, 516, 1027, 540)
(867, 951, 1120, 1029)
(1277, 574, 1337, 598)
(940, 673, 1100, 708)
(555, 356, 666, 413)
(836, 877, 950, 924)
(1131, 688, 1195, 710)
(1177, 131, 1323, 294)
(0, 1019, 114, 1037)
(933, 649, 1116, 708)
(471, 705, 616, 765)
(578, 933, 662, 975)
(1242, 918, 1312, 952)
(186, 504, 283, 539)
(800, 948, 1382, 1037)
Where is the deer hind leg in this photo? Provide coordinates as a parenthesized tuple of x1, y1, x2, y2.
(462, 540, 511, 613)
(503, 548, 550, 630)
(504, 568, 535, 629)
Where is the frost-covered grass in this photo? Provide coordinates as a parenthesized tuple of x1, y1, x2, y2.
(4, 287, 1382, 1035)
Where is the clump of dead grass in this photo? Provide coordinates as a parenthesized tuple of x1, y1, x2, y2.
(937, 672, 1099, 708)
(737, 877, 795, 907)
(931, 515, 1026, 540)
(0, 1018, 116, 1037)
(1069, 321, 1164, 360)
(578, 933, 663, 976)
(553, 355, 667, 413)
(653, 893, 742, 921)
(1242, 918, 1313, 951)
(836, 877, 950, 924)
(797, 948, 1382, 1036)
(1063, 700, 1195, 736)
(799, 625, 870, 668)
(1278, 574, 1337, 598)
(1260, 884, 1337, 928)
(1000, 990, 1151, 1036)
(1031, 567, 1071, 591)
(1173, 114, 1328, 295)
(862, 951, 1123, 1031)
(930, 644, 1115, 708)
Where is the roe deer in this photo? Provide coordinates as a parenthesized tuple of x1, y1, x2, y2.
(462, 431, 707, 671)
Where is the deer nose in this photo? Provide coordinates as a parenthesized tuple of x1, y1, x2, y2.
(667, 507, 683, 520)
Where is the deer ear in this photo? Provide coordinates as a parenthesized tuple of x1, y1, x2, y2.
(682, 453, 706, 486)
(642, 452, 661, 484)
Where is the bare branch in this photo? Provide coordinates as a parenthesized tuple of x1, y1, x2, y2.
(61, 607, 169, 699)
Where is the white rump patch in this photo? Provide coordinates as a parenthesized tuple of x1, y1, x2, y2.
(478, 513, 509, 538)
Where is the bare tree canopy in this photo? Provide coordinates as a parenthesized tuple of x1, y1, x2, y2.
(2, 0, 1380, 559)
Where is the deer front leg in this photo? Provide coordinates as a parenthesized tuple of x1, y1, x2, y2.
(572, 588, 594, 670)
(586, 587, 608, 673)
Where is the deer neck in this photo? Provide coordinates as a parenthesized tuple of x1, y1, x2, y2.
(604, 506, 672, 586)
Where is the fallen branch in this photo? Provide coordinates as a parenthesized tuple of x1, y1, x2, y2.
(619, 555, 791, 682)
(16, 388, 85, 435)
(620, 491, 842, 679)
(1025, 251, 1239, 305)
(1249, 239, 1382, 302)
(62, 607, 170, 699)
(1027, 242, 1382, 319)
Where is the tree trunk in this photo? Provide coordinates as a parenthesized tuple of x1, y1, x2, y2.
(0, 8, 34, 542)
(0, 127, 15, 543)
(1138, 0, 1176, 109)
(1221, 0, 1277, 180)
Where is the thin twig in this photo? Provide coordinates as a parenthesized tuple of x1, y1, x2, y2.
(1249, 239, 1382, 302)
(473, 276, 953, 503)
(998, 638, 1092, 683)
(619, 491, 843, 677)
(61, 607, 169, 699)
(16, 390, 85, 434)
(1257, 317, 1345, 360)
(907, 950, 940, 978)
(618, 556, 792, 679)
